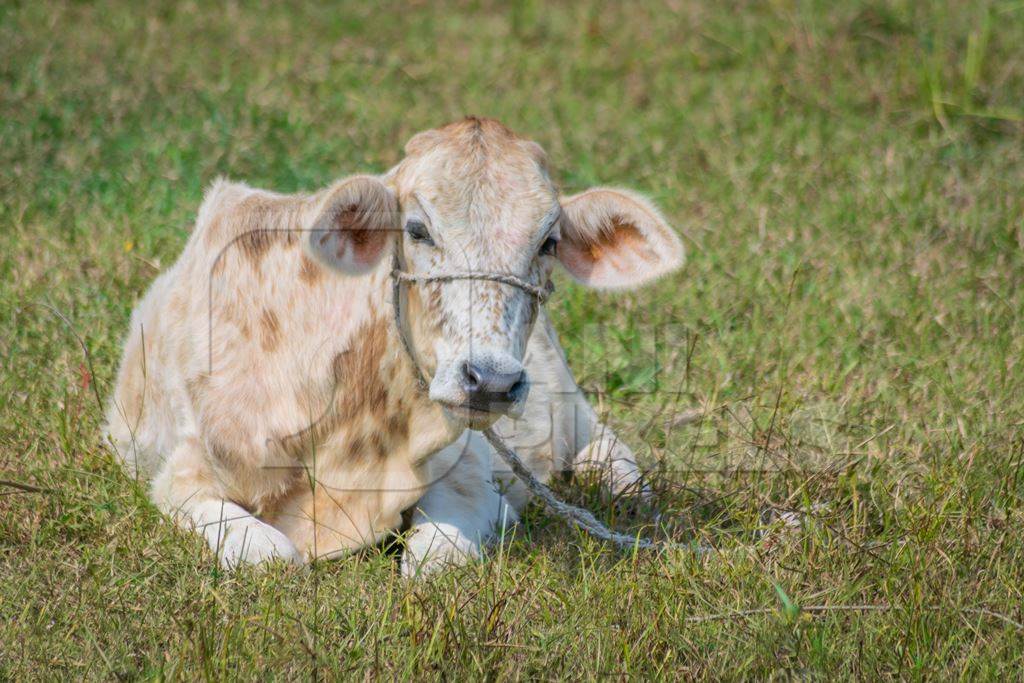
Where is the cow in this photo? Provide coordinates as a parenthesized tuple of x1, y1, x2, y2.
(105, 117, 684, 576)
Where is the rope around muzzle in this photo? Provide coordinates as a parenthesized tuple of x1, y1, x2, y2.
(392, 269, 555, 304)
(389, 254, 710, 556)
(389, 253, 552, 392)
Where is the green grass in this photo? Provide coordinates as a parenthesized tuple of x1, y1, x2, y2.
(3, 0, 1024, 678)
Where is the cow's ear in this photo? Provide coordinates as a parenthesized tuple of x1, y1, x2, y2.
(557, 188, 684, 290)
(305, 175, 399, 276)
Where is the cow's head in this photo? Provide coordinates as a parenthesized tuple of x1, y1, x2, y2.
(305, 117, 684, 428)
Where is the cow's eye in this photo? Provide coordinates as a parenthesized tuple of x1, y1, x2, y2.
(539, 236, 558, 256)
(405, 220, 434, 246)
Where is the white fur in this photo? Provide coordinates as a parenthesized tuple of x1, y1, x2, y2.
(192, 500, 304, 568)
(402, 431, 518, 577)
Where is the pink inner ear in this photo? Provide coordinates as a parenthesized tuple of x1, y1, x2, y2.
(333, 203, 387, 264)
(561, 216, 660, 281)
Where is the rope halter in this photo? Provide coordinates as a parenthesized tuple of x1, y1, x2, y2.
(389, 252, 554, 390)
(390, 269, 554, 304)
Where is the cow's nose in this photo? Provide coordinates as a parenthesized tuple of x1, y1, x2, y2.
(460, 360, 526, 411)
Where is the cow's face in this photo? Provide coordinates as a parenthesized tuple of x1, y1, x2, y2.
(305, 117, 684, 430)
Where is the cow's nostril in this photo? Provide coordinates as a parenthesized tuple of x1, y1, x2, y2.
(508, 371, 526, 399)
(459, 362, 525, 405)
(461, 361, 483, 390)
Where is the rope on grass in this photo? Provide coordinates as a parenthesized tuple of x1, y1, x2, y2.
(483, 427, 711, 555)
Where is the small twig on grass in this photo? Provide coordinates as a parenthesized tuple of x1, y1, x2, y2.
(686, 604, 890, 623)
(969, 607, 1024, 632)
(666, 407, 705, 429)
(685, 604, 1024, 631)
(0, 478, 51, 494)
(22, 301, 106, 414)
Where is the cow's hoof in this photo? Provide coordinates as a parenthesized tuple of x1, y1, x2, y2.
(574, 436, 650, 498)
(402, 522, 480, 578)
(213, 518, 305, 569)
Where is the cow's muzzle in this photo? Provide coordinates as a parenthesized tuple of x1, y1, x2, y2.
(428, 351, 530, 423)
(460, 360, 528, 412)
(390, 253, 550, 424)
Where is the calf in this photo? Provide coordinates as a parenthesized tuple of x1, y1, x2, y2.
(105, 117, 684, 576)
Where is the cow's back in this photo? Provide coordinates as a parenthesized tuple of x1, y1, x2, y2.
(106, 181, 386, 509)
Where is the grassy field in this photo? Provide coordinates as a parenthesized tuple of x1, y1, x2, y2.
(3, 0, 1024, 678)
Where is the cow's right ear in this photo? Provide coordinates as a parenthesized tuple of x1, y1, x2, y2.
(304, 175, 399, 276)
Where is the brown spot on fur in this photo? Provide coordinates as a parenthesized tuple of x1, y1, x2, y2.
(347, 434, 367, 461)
(299, 314, 419, 467)
(232, 196, 300, 265)
(260, 307, 281, 352)
(237, 229, 279, 263)
(339, 429, 388, 464)
(367, 381, 388, 417)
(331, 316, 390, 423)
(369, 431, 387, 459)
(385, 413, 408, 442)
(298, 255, 322, 285)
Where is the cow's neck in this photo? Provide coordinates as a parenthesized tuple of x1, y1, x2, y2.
(321, 263, 458, 468)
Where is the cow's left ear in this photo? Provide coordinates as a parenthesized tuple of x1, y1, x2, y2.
(305, 175, 399, 276)
(558, 188, 684, 290)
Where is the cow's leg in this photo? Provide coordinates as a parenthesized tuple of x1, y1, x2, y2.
(402, 431, 517, 578)
(150, 437, 303, 568)
(563, 397, 648, 497)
